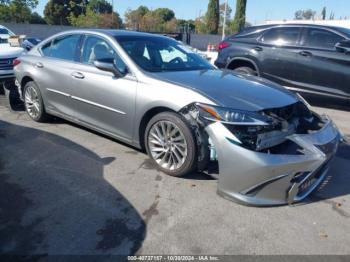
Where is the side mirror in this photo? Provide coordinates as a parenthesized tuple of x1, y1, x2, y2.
(335, 40, 350, 54)
(93, 59, 125, 78)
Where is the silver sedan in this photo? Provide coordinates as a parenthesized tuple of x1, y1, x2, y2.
(14, 29, 342, 206)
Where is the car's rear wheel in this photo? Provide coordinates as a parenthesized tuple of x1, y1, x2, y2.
(145, 112, 197, 177)
(24, 81, 48, 122)
(234, 66, 257, 76)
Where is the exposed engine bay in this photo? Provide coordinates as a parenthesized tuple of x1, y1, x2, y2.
(180, 101, 326, 162)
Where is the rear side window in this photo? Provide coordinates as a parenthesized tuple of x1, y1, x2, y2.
(41, 34, 80, 61)
(302, 29, 345, 49)
(261, 27, 301, 46)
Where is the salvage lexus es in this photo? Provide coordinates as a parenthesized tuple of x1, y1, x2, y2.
(14, 30, 342, 206)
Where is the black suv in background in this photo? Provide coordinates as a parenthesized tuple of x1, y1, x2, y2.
(215, 24, 350, 102)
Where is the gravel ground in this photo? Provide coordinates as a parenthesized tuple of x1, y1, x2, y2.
(0, 95, 349, 256)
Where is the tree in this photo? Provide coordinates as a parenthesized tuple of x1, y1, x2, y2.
(231, 0, 247, 33)
(0, 0, 37, 8)
(294, 9, 316, 20)
(205, 0, 219, 34)
(153, 8, 175, 23)
(125, 5, 149, 30)
(69, 0, 122, 28)
(321, 7, 326, 20)
(0, 0, 38, 23)
(125, 6, 176, 32)
(88, 0, 112, 14)
(44, 0, 87, 25)
(194, 16, 207, 34)
(30, 11, 46, 24)
(177, 19, 195, 32)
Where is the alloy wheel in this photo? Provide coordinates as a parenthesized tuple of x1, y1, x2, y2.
(24, 85, 41, 119)
(148, 120, 188, 171)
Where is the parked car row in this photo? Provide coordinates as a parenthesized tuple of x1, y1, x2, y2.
(215, 24, 350, 103)
(12, 29, 343, 206)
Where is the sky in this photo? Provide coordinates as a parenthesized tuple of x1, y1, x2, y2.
(34, 0, 350, 25)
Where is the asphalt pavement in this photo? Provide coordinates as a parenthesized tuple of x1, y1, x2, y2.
(0, 96, 350, 256)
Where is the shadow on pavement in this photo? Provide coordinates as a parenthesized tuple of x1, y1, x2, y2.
(0, 120, 146, 256)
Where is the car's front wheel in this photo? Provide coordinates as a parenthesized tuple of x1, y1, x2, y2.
(145, 112, 197, 177)
(23, 81, 48, 122)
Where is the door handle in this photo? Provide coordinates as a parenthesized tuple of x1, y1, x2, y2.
(71, 72, 85, 79)
(253, 46, 263, 51)
(35, 62, 44, 68)
(299, 51, 312, 57)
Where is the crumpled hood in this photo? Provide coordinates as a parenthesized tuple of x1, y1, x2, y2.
(0, 43, 24, 58)
(151, 69, 298, 111)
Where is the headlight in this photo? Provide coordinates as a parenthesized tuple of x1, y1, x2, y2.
(196, 103, 271, 126)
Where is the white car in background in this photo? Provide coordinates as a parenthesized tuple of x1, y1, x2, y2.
(0, 25, 25, 81)
(0, 25, 25, 107)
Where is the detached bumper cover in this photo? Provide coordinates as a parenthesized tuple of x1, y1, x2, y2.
(206, 117, 340, 206)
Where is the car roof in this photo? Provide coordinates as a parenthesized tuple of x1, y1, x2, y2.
(60, 29, 168, 39)
(244, 23, 347, 32)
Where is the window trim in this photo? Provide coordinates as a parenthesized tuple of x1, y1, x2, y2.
(257, 25, 303, 48)
(300, 27, 346, 51)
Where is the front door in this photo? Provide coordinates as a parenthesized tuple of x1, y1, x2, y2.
(258, 26, 302, 86)
(70, 34, 137, 142)
(293, 28, 350, 98)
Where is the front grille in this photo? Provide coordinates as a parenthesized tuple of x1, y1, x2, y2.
(296, 161, 329, 198)
(0, 57, 16, 71)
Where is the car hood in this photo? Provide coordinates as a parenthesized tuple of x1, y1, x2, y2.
(151, 69, 298, 111)
(0, 34, 9, 39)
(0, 43, 24, 58)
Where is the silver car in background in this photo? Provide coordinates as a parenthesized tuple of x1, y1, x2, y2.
(14, 29, 342, 206)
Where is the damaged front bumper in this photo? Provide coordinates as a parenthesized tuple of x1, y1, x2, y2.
(205, 117, 341, 206)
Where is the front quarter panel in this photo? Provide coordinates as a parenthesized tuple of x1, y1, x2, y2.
(133, 75, 215, 147)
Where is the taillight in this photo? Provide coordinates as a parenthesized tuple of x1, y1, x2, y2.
(13, 59, 21, 66)
(218, 41, 230, 50)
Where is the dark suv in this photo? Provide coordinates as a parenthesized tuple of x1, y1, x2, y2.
(215, 24, 350, 102)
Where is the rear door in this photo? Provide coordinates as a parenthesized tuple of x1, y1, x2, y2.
(293, 27, 350, 98)
(258, 26, 302, 86)
(70, 34, 137, 142)
(35, 34, 82, 116)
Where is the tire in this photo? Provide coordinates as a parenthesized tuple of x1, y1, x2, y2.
(233, 66, 257, 76)
(23, 81, 48, 122)
(144, 112, 197, 177)
(4, 81, 24, 111)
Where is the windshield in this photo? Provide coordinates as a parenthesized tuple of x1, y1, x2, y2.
(337, 27, 350, 38)
(115, 35, 213, 72)
(0, 28, 13, 35)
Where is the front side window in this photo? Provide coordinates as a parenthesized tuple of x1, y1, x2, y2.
(116, 36, 213, 72)
(261, 27, 301, 46)
(47, 34, 80, 61)
(81, 35, 127, 73)
(302, 29, 345, 49)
